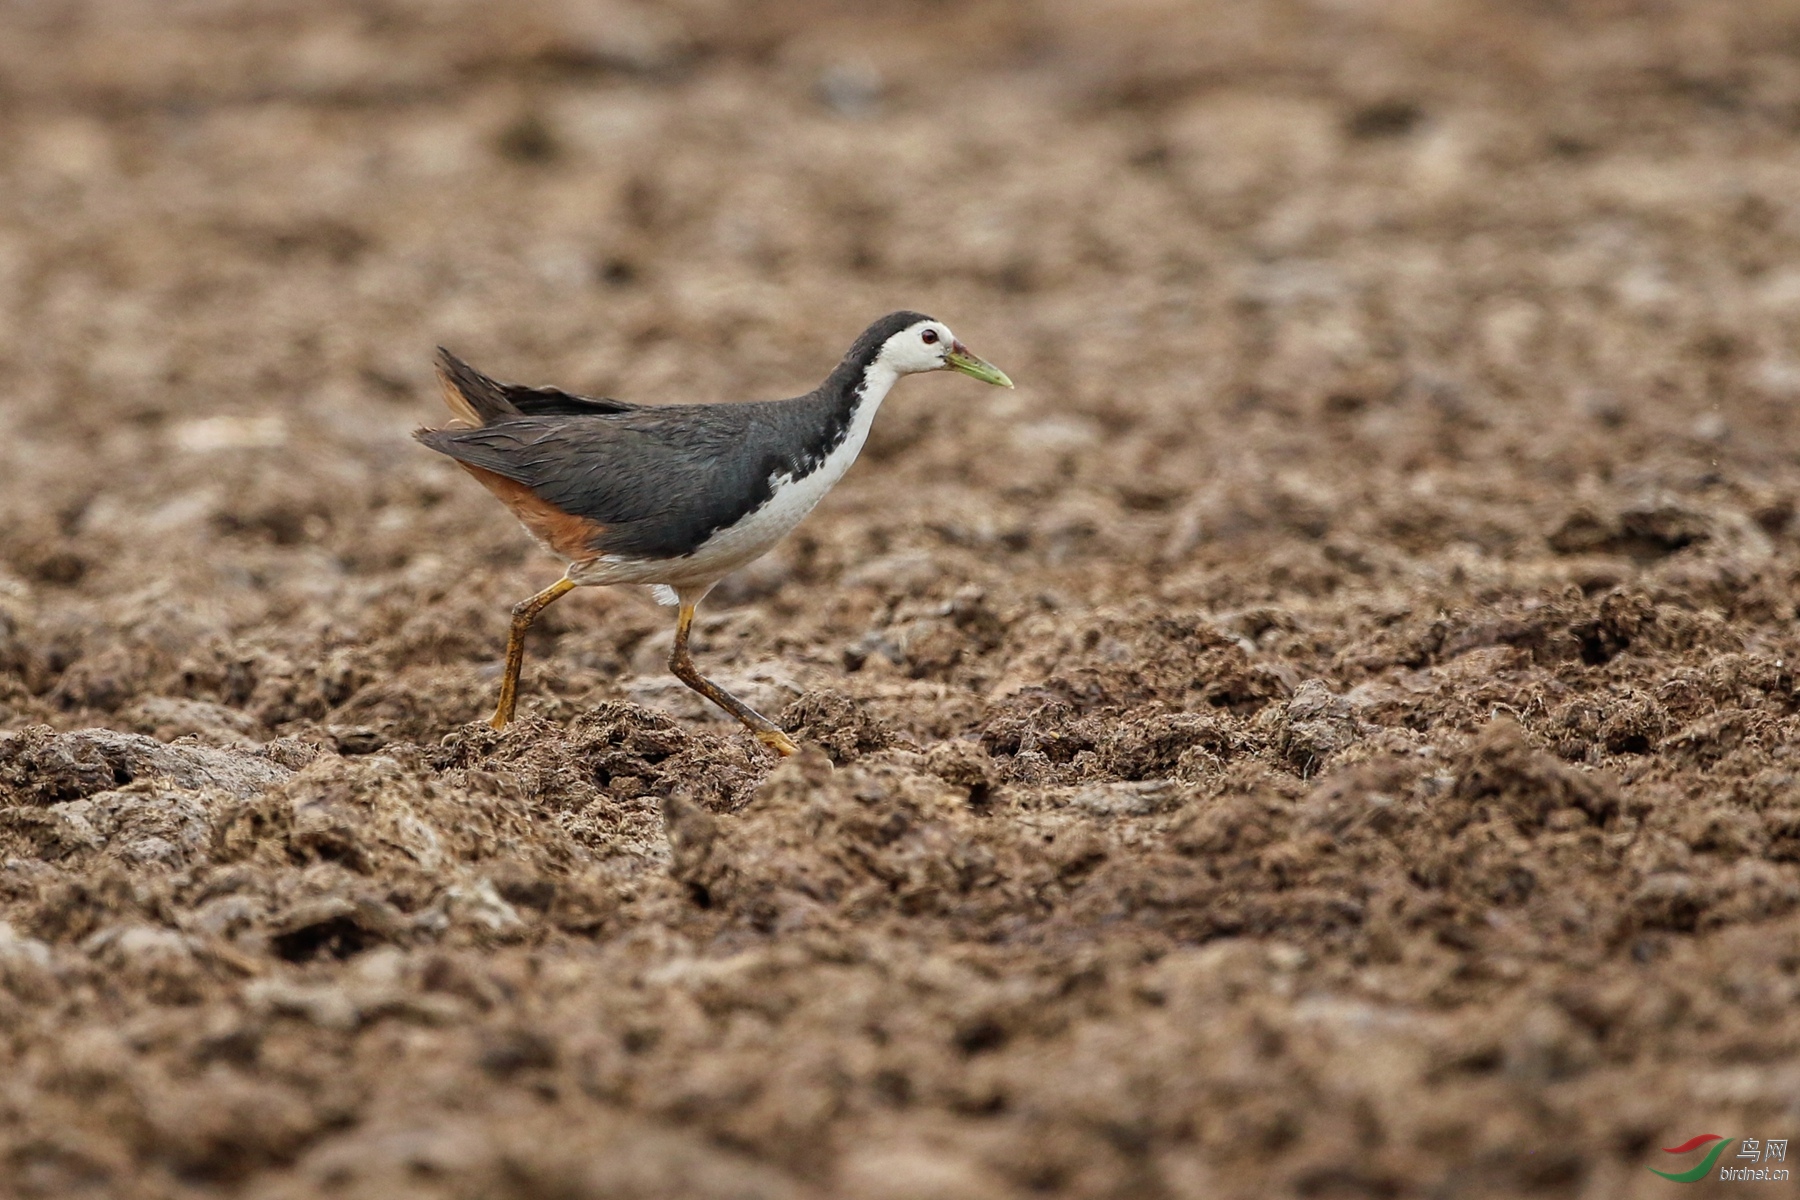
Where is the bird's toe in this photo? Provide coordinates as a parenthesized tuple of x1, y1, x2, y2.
(758, 729, 801, 757)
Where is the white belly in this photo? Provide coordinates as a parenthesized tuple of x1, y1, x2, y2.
(672, 450, 856, 577)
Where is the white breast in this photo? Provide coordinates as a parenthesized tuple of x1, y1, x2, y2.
(569, 363, 899, 591)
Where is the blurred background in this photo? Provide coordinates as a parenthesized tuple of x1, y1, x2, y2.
(6, 3, 1800, 1196)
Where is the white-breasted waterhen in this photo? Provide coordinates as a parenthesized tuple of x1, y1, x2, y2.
(416, 311, 1014, 755)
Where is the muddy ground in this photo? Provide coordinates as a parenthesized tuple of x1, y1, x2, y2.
(3, 1, 1800, 1196)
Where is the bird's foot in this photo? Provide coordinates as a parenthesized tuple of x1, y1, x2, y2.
(756, 729, 800, 757)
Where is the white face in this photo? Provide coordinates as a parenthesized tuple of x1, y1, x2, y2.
(878, 319, 957, 374)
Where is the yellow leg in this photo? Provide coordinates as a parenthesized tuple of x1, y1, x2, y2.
(668, 600, 799, 756)
(489, 577, 576, 730)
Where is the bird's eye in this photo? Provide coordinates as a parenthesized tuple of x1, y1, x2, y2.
(921, 329, 939, 345)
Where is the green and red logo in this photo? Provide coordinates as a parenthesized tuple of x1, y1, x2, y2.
(1650, 1134, 1734, 1182)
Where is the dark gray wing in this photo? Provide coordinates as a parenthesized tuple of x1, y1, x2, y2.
(417, 397, 834, 560)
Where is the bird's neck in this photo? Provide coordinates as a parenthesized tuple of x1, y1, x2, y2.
(823, 348, 897, 406)
(819, 352, 897, 426)
(839, 359, 898, 450)
(798, 354, 898, 475)
(850, 360, 900, 414)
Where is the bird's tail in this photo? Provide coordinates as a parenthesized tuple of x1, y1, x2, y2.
(433, 347, 520, 426)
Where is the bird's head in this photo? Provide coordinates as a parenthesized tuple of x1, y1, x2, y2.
(874, 314, 1014, 387)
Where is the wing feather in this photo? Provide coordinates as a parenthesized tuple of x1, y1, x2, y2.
(415, 402, 818, 560)
(434, 347, 638, 423)
(497, 383, 639, 417)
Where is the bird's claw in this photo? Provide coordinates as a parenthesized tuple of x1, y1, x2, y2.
(757, 729, 801, 757)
